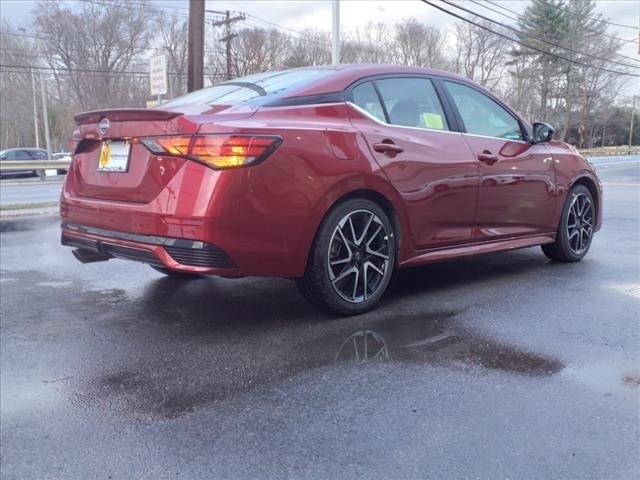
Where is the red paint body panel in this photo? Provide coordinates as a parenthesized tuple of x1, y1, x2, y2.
(348, 106, 478, 250)
(61, 65, 602, 278)
(461, 135, 558, 240)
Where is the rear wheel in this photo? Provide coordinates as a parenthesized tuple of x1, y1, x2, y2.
(296, 198, 396, 316)
(150, 265, 203, 279)
(542, 184, 595, 262)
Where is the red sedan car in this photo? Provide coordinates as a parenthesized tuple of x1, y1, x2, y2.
(60, 64, 602, 315)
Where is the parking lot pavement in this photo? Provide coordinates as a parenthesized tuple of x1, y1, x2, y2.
(1, 164, 638, 479)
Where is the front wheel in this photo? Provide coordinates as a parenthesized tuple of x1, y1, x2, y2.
(542, 184, 595, 262)
(296, 198, 396, 316)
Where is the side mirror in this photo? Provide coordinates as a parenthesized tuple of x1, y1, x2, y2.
(531, 122, 555, 144)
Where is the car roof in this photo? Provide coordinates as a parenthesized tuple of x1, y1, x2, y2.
(280, 64, 472, 98)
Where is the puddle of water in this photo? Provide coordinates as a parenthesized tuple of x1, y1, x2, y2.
(88, 311, 565, 419)
(607, 282, 640, 299)
(16, 271, 565, 420)
(96, 369, 220, 418)
(332, 319, 563, 377)
(622, 373, 640, 388)
(561, 364, 640, 397)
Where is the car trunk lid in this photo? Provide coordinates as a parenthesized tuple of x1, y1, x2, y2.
(68, 105, 257, 203)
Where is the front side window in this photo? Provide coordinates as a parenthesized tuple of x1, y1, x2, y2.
(444, 81, 523, 140)
(29, 150, 47, 159)
(351, 81, 385, 122)
(375, 77, 449, 131)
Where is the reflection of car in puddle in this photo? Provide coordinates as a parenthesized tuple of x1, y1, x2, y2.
(335, 325, 563, 377)
(335, 329, 390, 361)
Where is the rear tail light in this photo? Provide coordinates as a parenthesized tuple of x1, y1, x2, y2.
(69, 128, 82, 153)
(141, 134, 282, 169)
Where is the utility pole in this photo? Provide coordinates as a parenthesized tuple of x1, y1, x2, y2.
(187, 0, 205, 92)
(629, 95, 637, 148)
(19, 28, 40, 148)
(39, 74, 51, 160)
(31, 69, 39, 148)
(209, 9, 245, 80)
(332, 0, 340, 64)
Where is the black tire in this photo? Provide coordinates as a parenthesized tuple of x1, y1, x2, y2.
(296, 198, 396, 316)
(542, 184, 595, 262)
(150, 265, 203, 279)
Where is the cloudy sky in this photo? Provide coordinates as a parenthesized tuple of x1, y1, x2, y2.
(1, 0, 638, 92)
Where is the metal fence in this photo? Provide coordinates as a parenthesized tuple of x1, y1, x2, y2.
(579, 147, 640, 156)
(1, 147, 637, 175)
(0, 160, 71, 171)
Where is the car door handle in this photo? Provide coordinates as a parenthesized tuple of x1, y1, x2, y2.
(477, 151, 499, 165)
(373, 142, 404, 157)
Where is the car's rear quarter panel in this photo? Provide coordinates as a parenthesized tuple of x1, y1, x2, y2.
(61, 103, 407, 278)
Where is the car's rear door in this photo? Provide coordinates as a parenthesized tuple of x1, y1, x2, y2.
(441, 80, 557, 241)
(348, 76, 478, 250)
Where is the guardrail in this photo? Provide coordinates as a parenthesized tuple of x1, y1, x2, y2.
(0, 147, 637, 172)
(0, 160, 72, 171)
(579, 147, 640, 156)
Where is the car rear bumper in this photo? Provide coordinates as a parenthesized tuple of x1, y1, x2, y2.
(59, 156, 317, 278)
(61, 223, 237, 275)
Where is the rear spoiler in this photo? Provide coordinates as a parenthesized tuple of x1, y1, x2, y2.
(74, 108, 181, 124)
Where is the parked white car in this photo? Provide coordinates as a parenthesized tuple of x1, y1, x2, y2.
(52, 152, 71, 174)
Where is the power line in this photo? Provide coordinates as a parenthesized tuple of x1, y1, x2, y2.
(0, 63, 222, 78)
(543, 0, 637, 30)
(484, 0, 637, 42)
(442, 0, 640, 70)
(244, 13, 309, 36)
(421, 0, 640, 77)
(471, 0, 638, 47)
(0, 68, 151, 79)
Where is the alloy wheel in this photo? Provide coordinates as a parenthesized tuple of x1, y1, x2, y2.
(327, 209, 391, 303)
(567, 192, 594, 255)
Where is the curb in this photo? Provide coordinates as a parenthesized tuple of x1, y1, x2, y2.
(0, 214, 60, 232)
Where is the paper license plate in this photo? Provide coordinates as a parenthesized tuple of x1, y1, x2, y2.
(97, 140, 131, 172)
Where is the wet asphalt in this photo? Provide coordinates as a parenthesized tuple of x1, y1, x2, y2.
(1, 164, 639, 479)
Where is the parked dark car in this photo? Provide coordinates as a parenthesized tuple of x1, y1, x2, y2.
(60, 64, 602, 315)
(0, 148, 48, 178)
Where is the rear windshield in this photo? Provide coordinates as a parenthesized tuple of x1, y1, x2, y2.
(161, 69, 332, 108)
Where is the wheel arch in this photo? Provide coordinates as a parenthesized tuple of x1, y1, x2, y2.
(331, 189, 402, 257)
(570, 174, 601, 229)
(298, 178, 412, 277)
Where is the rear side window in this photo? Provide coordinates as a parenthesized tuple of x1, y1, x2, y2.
(376, 77, 449, 131)
(444, 81, 523, 140)
(351, 81, 385, 122)
(29, 150, 47, 159)
(162, 69, 333, 108)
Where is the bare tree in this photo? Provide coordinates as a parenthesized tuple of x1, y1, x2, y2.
(1, 0, 635, 151)
(453, 20, 508, 92)
(158, 13, 188, 98)
(393, 18, 446, 69)
(33, 0, 156, 110)
(342, 23, 391, 64)
(284, 30, 331, 67)
(232, 28, 291, 77)
(0, 23, 39, 149)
